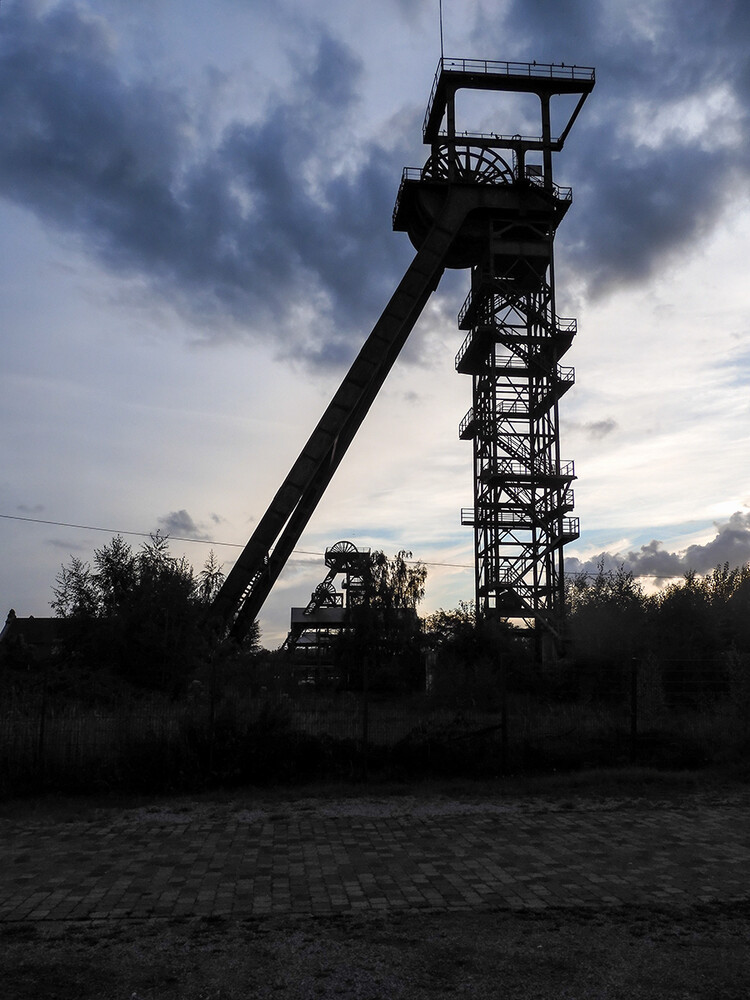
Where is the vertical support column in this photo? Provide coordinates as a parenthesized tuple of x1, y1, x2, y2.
(446, 88, 457, 182)
(540, 95, 553, 191)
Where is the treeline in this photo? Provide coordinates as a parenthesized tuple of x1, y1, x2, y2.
(1, 536, 428, 704)
(2, 534, 259, 701)
(2, 540, 750, 792)
(567, 562, 750, 667)
(3, 533, 749, 707)
(419, 562, 750, 711)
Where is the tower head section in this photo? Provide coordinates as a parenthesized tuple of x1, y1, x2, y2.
(393, 58, 595, 267)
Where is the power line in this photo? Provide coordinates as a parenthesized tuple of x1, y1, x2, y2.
(0, 512, 474, 570)
(2, 511, 703, 579)
(1, 512, 246, 548)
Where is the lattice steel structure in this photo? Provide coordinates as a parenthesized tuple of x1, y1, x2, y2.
(284, 540, 371, 670)
(209, 58, 594, 652)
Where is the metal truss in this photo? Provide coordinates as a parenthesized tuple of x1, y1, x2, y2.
(284, 540, 371, 666)
(209, 58, 594, 651)
(457, 268, 579, 643)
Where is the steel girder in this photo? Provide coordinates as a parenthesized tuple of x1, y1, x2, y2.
(457, 247, 579, 643)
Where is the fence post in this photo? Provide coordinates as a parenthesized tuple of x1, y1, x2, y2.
(630, 657, 639, 764)
(208, 649, 217, 779)
(36, 661, 49, 788)
(500, 653, 509, 774)
(361, 653, 370, 781)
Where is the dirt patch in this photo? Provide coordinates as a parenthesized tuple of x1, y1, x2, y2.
(4, 903, 750, 1000)
(2, 767, 747, 829)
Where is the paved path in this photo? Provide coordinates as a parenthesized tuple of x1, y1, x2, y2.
(2, 796, 749, 921)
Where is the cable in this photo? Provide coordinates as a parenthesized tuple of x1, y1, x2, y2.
(0, 512, 474, 570)
(1, 512, 245, 548)
(2, 512, 706, 579)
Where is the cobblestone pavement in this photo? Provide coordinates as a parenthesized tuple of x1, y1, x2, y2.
(2, 795, 749, 922)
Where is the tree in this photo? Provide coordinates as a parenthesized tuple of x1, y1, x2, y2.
(197, 549, 225, 605)
(335, 550, 427, 693)
(51, 534, 235, 694)
(424, 601, 521, 707)
(425, 600, 478, 652)
(651, 571, 716, 661)
(50, 557, 98, 618)
(566, 563, 649, 666)
(367, 550, 427, 613)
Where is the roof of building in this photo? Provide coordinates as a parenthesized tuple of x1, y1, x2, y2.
(0, 610, 72, 652)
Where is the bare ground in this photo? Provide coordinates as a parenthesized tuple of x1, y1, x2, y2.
(4, 902, 750, 1000)
(4, 770, 750, 999)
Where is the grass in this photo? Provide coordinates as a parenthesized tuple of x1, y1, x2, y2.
(3, 687, 747, 797)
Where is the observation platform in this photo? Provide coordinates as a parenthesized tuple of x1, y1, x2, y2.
(423, 57, 596, 145)
(552, 516, 581, 545)
(392, 173, 570, 270)
(461, 491, 575, 527)
(290, 607, 347, 628)
(480, 460, 576, 487)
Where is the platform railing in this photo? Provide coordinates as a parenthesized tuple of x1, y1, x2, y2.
(424, 57, 595, 135)
(496, 398, 529, 417)
(458, 408, 475, 439)
(482, 458, 576, 481)
(554, 516, 580, 541)
(454, 327, 481, 369)
(393, 161, 571, 226)
(458, 286, 578, 337)
(441, 57, 595, 80)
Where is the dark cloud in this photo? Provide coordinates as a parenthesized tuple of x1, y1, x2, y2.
(0, 2, 413, 366)
(568, 511, 750, 579)
(157, 509, 210, 539)
(3, 0, 748, 368)
(584, 418, 617, 440)
(564, 417, 618, 440)
(45, 538, 89, 552)
(584, 417, 617, 441)
(17, 504, 45, 513)
(476, 0, 750, 296)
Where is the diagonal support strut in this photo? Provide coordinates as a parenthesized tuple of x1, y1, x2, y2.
(211, 193, 472, 640)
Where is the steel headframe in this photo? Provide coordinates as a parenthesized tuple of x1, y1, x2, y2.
(209, 58, 594, 656)
(411, 58, 595, 654)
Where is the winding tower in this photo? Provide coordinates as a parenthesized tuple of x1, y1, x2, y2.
(285, 540, 371, 675)
(210, 58, 594, 652)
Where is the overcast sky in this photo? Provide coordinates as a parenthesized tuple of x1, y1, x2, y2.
(2, 0, 749, 645)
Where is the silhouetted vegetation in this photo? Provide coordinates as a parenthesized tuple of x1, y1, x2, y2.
(332, 550, 427, 694)
(3, 548, 750, 797)
(566, 562, 750, 705)
(424, 601, 522, 708)
(44, 533, 259, 698)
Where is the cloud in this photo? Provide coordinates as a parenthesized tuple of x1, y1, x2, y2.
(584, 418, 617, 440)
(45, 538, 89, 552)
(473, 0, 750, 296)
(564, 417, 618, 440)
(17, 503, 45, 513)
(156, 509, 210, 539)
(0, 2, 413, 367)
(568, 511, 750, 579)
(4, 0, 749, 370)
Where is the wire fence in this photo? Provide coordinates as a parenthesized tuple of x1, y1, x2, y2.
(1, 657, 748, 796)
